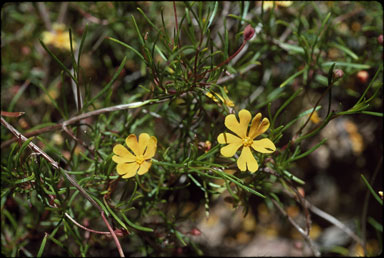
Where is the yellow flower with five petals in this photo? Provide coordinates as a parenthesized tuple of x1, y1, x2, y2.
(217, 109, 276, 173)
(42, 23, 76, 51)
(112, 133, 157, 179)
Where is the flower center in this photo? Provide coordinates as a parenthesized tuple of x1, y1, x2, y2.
(242, 137, 253, 147)
(135, 155, 145, 165)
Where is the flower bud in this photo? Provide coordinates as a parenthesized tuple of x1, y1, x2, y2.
(357, 70, 369, 84)
(378, 34, 383, 45)
(243, 24, 255, 41)
(333, 69, 344, 81)
(190, 228, 201, 236)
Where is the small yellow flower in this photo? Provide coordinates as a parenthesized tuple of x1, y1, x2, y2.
(262, 1, 293, 10)
(206, 89, 235, 107)
(43, 87, 59, 104)
(42, 23, 76, 51)
(112, 133, 157, 179)
(206, 92, 219, 103)
(217, 109, 276, 173)
(309, 110, 321, 124)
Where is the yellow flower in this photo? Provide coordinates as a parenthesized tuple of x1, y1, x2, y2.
(206, 88, 235, 107)
(42, 23, 76, 51)
(217, 109, 276, 173)
(309, 110, 321, 124)
(112, 133, 157, 179)
(262, 1, 293, 10)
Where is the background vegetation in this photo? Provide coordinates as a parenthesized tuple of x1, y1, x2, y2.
(1, 1, 383, 257)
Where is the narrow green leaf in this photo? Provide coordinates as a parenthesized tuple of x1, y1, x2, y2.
(281, 106, 322, 132)
(368, 216, 383, 232)
(8, 83, 28, 112)
(175, 231, 187, 246)
(155, 45, 167, 61)
(280, 69, 306, 88)
(39, 40, 77, 83)
(188, 174, 203, 188)
(227, 14, 254, 26)
(361, 174, 383, 205)
(108, 37, 145, 62)
(35, 83, 66, 119)
(197, 144, 220, 161)
(84, 56, 127, 110)
(131, 15, 145, 46)
(315, 74, 328, 86)
(357, 64, 382, 104)
(327, 63, 336, 85)
(241, 1, 250, 25)
(278, 42, 305, 54)
(77, 24, 88, 78)
(103, 199, 128, 231)
(120, 212, 154, 232)
(272, 88, 303, 128)
(329, 42, 358, 60)
(282, 170, 305, 185)
(225, 179, 240, 201)
(68, 28, 78, 75)
(37, 233, 48, 257)
(14, 174, 35, 185)
(3, 209, 17, 230)
(358, 111, 383, 117)
(321, 12, 332, 28)
(311, 12, 331, 57)
(290, 138, 327, 162)
(321, 62, 370, 69)
(137, 7, 159, 32)
(207, 1, 219, 28)
(213, 169, 265, 198)
(15, 137, 34, 163)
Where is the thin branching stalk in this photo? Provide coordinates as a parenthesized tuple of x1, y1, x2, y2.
(271, 199, 321, 257)
(1, 116, 125, 257)
(65, 213, 126, 236)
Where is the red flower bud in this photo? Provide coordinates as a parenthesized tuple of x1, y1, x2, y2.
(333, 69, 344, 80)
(378, 34, 383, 45)
(190, 228, 201, 236)
(357, 70, 369, 84)
(243, 24, 255, 41)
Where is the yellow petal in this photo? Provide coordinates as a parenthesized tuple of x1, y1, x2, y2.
(249, 114, 270, 139)
(220, 143, 243, 157)
(251, 138, 276, 153)
(125, 134, 140, 156)
(213, 92, 224, 103)
(248, 113, 262, 138)
(237, 146, 259, 173)
(217, 133, 242, 144)
(42, 32, 54, 44)
(137, 161, 152, 175)
(112, 155, 136, 164)
(143, 136, 157, 159)
(138, 133, 150, 155)
(224, 109, 251, 138)
(113, 144, 136, 160)
(117, 162, 139, 178)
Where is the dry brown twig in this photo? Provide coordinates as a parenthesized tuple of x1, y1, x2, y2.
(1, 98, 169, 149)
(271, 198, 321, 257)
